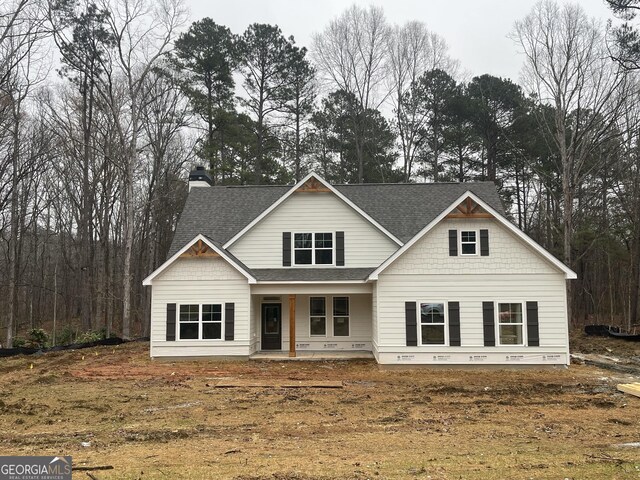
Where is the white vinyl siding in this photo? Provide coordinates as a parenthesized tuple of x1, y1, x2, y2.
(376, 274, 568, 363)
(150, 257, 251, 357)
(229, 192, 398, 268)
(377, 274, 567, 346)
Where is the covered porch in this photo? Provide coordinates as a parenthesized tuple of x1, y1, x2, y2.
(249, 281, 374, 357)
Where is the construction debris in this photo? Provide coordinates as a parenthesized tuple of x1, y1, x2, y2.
(616, 382, 640, 398)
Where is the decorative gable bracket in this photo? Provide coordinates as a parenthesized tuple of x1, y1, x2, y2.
(180, 239, 219, 258)
(295, 176, 331, 193)
(446, 197, 492, 219)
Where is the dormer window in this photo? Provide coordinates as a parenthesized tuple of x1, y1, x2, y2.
(460, 231, 478, 255)
(294, 232, 333, 265)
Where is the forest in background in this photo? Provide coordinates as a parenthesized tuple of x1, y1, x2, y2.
(1, 0, 640, 346)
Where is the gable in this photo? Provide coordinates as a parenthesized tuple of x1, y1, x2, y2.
(156, 256, 247, 283)
(382, 217, 561, 276)
(143, 234, 256, 286)
(228, 190, 399, 269)
(370, 191, 576, 280)
(222, 173, 402, 249)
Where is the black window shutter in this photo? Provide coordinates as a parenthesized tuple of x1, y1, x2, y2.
(480, 229, 489, 256)
(225, 303, 235, 341)
(526, 301, 539, 346)
(449, 229, 458, 256)
(336, 231, 345, 266)
(166, 303, 176, 341)
(282, 232, 291, 266)
(482, 301, 495, 346)
(448, 302, 461, 346)
(405, 302, 417, 346)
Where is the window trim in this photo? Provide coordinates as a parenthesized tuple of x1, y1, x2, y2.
(417, 300, 449, 346)
(459, 229, 479, 256)
(292, 232, 335, 266)
(309, 296, 327, 337)
(495, 301, 527, 347)
(176, 303, 225, 341)
(332, 296, 350, 337)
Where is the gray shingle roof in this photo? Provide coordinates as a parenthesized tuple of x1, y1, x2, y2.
(169, 185, 289, 257)
(334, 182, 503, 243)
(252, 268, 375, 282)
(168, 180, 504, 258)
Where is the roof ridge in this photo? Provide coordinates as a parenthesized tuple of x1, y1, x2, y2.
(335, 181, 495, 186)
(199, 181, 496, 188)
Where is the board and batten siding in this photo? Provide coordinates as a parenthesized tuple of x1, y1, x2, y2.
(150, 257, 251, 357)
(375, 218, 569, 365)
(228, 192, 398, 268)
(252, 293, 373, 351)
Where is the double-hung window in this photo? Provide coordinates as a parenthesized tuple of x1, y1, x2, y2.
(178, 304, 223, 340)
(333, 297, 350, 336)
(419, 302, 446, 345)
(310, 297, 326, 336)
(460, 231, 477, 255)
(294, 233, 333, 265)
(497, 303, 524, 345)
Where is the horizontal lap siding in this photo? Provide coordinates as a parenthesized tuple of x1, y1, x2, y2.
(229, 192, 398, 268)
(150, 257, 251, 357)
(377, 274, 567, 348)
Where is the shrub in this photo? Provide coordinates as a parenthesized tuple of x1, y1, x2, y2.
(27, 329, 49, 348)
(57, 326, 77, 346)
(12, 337, 26, 348)
(76, 330, 105, 344)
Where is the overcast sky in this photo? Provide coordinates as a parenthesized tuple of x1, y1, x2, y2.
(187, 0, 615, 82)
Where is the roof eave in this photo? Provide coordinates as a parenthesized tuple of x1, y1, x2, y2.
(255, 280, 371, 284)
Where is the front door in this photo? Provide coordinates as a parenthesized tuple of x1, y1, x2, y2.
(261, 303, 282, 350)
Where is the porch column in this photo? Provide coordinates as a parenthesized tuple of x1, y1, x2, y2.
(289, 294, 296, 357)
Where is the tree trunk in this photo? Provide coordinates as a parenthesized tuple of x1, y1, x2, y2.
(122, 115, 137, 339)
(6, 112, 20, 348)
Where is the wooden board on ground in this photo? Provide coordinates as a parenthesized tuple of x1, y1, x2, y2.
(616, 383, 640, 398)
(207, 379, 343, 389)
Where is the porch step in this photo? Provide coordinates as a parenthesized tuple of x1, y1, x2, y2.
(249, 351, 374, 361)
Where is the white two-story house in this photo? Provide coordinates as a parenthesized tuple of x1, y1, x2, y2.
(142, 169, 576, 365)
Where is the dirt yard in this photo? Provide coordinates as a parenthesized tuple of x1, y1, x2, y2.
(1, 333, 639, 480)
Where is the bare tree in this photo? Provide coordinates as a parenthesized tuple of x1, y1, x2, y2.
(0, 0, 49, 347)
(386, 21, 459, 180)
(138, 69, 192, 335)
(312, 5, 390, 182)
(513, 0, 631, 322)
(97, 0, 186, 338)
